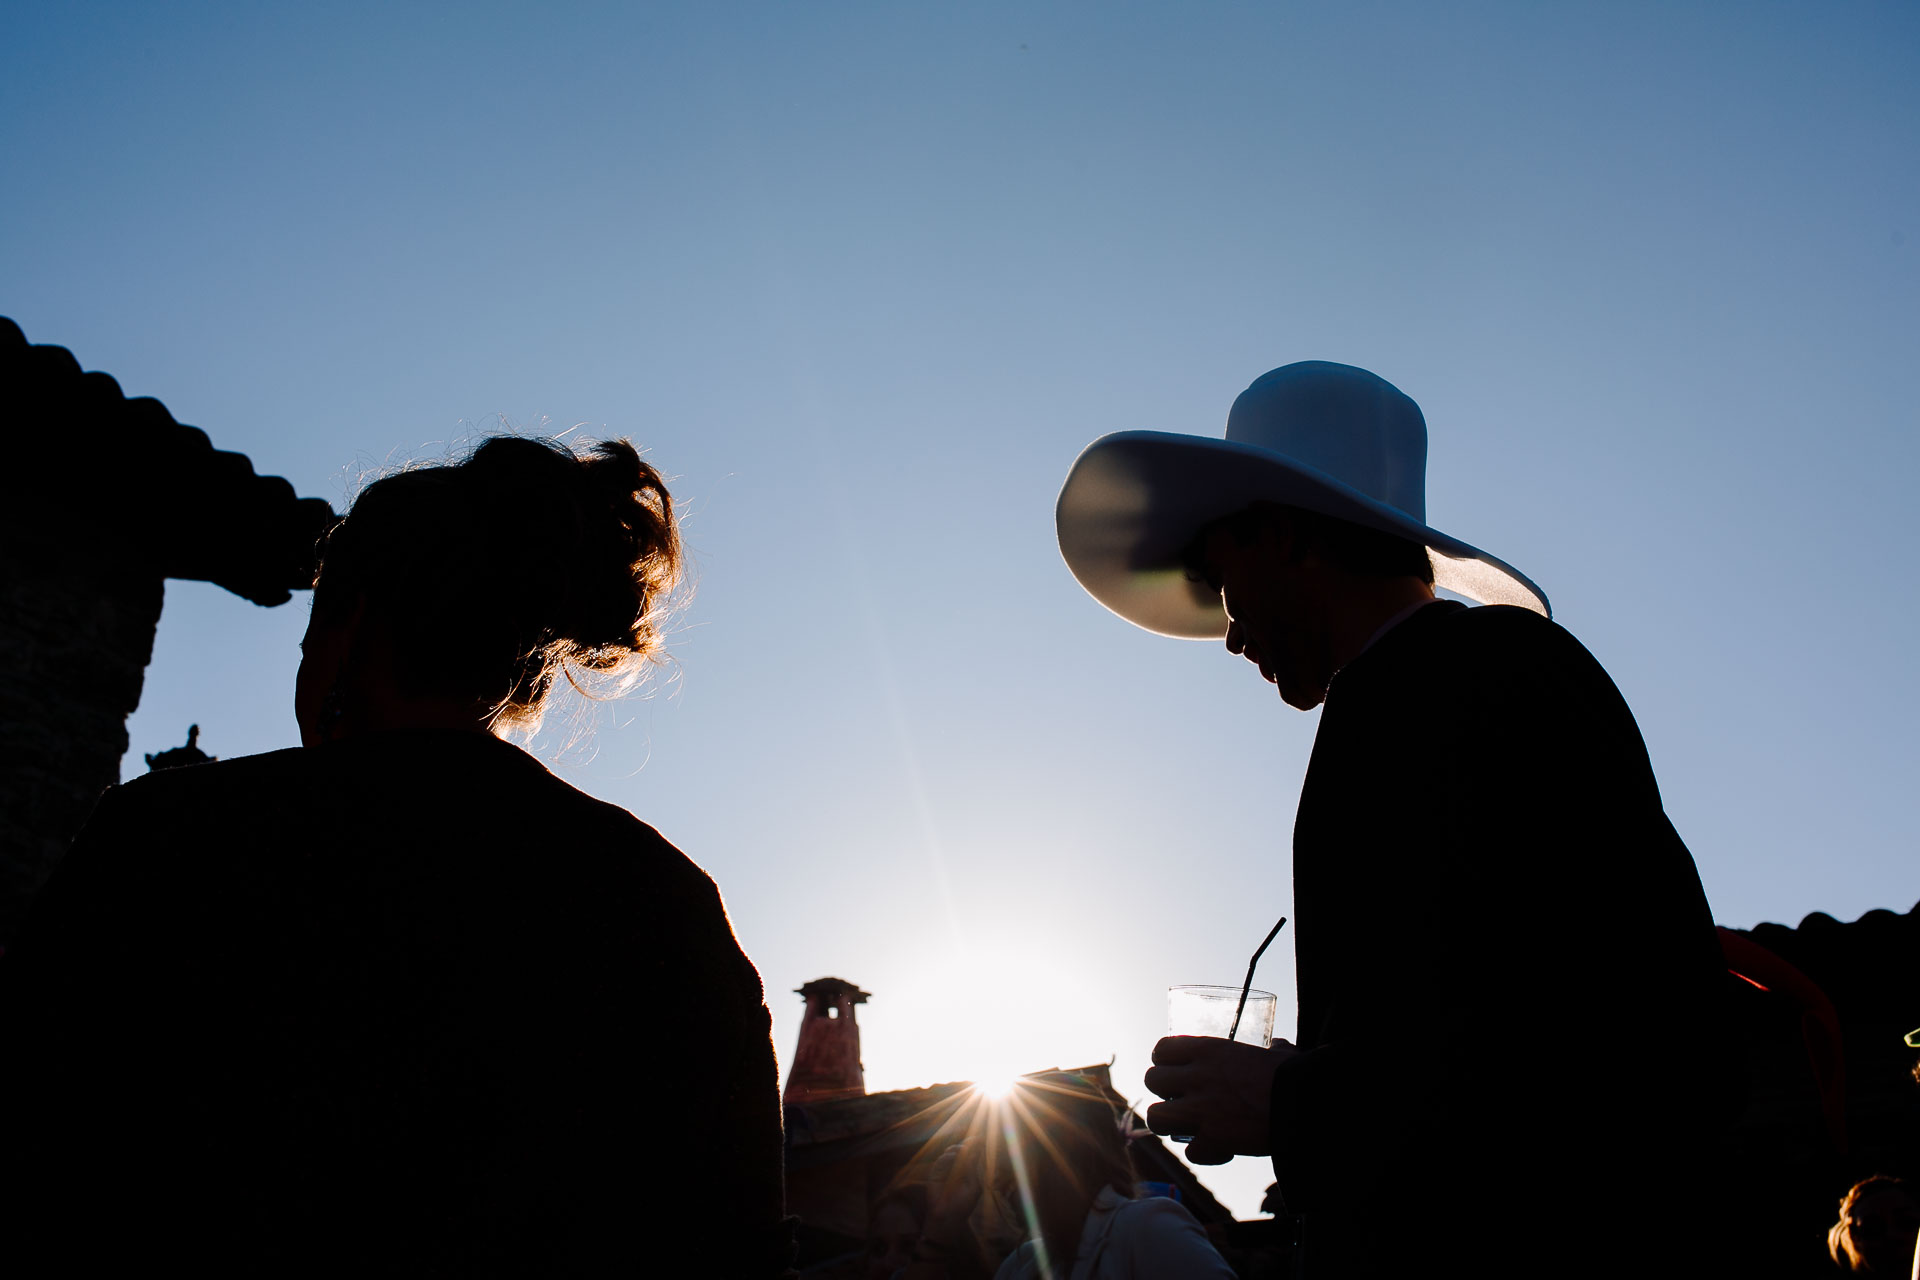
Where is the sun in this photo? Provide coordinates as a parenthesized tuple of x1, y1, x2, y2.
(861, 942, 1121, 1098)
(970, 1068, 1023, 1100)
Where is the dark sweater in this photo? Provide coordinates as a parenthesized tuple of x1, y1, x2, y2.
(1, 731, 788, 1276)
(1269, 603, 1733, 1274)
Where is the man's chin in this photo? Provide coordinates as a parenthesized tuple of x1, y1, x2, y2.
(1278, 682, 1327, 712)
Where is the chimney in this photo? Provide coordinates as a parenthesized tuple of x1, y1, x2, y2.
(784, 977, 870, 1105)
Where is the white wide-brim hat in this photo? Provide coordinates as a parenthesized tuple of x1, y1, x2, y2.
(1055, 361, 1549, 638)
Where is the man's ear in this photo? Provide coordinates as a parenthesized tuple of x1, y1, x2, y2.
(1255, 503, 1309, 566)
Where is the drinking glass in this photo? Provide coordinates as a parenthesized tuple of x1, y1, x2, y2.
(1164, 984, 1278, 1143)
(1167, 984, 1277, 1045)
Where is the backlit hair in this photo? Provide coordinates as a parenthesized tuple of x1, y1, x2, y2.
(313, 436, 683, 734)
(1829, 1175, 1914, 1270)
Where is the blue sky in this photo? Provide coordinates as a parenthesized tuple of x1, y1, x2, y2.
(5, 2, 1915, 1215)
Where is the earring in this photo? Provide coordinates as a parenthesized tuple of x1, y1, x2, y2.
(322, 682, 347, 734)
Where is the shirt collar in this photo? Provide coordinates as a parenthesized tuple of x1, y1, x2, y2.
(1358, 595, 1446, 658)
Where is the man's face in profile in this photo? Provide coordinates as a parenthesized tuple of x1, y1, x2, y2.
(1187, 512, 1327, 711)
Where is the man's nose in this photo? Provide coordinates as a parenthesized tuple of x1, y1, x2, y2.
(1225, 617, 1244, 655)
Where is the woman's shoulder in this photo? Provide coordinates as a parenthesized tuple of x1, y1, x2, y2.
(408, 737, 738, 925)
(115, 744, 308, 794)
(111, 734, 715, 892)
(89, 746, 314, 841)
(462, 740, 716, 881)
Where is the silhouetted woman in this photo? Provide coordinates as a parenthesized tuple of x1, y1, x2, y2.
(2, 438, 789, 1276)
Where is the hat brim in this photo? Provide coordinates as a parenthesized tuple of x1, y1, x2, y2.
(1055, 430, 1550, 638)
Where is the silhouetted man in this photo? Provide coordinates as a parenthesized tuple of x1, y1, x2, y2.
(1055, 362, 1733, 1277)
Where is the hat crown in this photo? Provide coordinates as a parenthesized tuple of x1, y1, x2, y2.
(1224, 361, 1428, 524)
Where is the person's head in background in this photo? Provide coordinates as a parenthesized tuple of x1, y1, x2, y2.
(990, 1074, 1138, 1270)
(1829, 1176, 1920, 1274)
(295, 436, 682, 746)
(868, 1184, 929, 1280)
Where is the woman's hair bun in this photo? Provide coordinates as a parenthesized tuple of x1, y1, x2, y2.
(314, 434, 686, 732)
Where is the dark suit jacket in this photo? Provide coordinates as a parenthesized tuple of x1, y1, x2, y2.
(1, 730, 788, 1277)
(1268, 603, 1733, 1274)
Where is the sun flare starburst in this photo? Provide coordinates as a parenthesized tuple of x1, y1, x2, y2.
(970, 1069, 1022, 1100)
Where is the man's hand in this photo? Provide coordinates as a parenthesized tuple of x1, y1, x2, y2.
(1144, 1035, 1302, 1165)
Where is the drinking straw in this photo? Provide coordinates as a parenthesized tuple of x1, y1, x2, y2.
(1226, 915, 1289, 1044)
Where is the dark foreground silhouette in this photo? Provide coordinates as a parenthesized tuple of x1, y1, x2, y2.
(3, 731, 788, 1275)
(1, 435, 791, 1276)
(0, 316, 333, 946)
